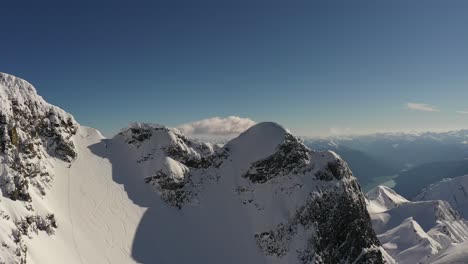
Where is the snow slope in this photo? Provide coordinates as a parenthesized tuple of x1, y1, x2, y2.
(415, 175, 468, 219)
(430, 241, 468, 264)
(377, 217, 441, 264)
(367, 185, 409, 213)
(24, 126, 145, 264)
(101, 122, 384, 264)
(0, 73, 386, 264)
(367, 186, 468, 264)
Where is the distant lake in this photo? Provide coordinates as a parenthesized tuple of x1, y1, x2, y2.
(363, 174, 398, 193)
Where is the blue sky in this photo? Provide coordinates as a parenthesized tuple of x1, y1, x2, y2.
(1, 0, 468, 137)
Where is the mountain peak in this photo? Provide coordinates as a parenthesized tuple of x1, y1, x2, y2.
(225, 122, 289, 165)
(367, 185, 409, 213)
(0, 72, 40, 101)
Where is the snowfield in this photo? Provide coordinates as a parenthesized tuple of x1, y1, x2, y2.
(25, 126, 145, 264)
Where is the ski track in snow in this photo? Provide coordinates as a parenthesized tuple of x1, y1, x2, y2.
(67, 163, 85, 264)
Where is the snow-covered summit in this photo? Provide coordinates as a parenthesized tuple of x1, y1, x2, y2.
(378, 217, 442, 264)
(227, 122, 288, 158)
(103, 119, 387, 263)
(367, 185, 409, 213)
(0, 73, 387, 264)
(0, 73, 74, 122)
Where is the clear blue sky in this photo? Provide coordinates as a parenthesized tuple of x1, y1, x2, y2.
(1, 0, 468, 137)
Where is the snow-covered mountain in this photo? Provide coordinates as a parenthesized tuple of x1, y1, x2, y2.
(366, 186, 409, 213)
(367, 186, 468, 264)
(415, 175, 468, 219)
(0, 73, 386, 264)
(411, 174, 468, 263)
(306, 132, 468, 197)
(305, 131, 468, 171)
(0, 73, 78, 263)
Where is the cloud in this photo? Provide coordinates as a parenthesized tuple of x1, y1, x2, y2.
(456, 110, 468, 115)
(177, 116, 256, 137)
(406, 102, 440, 112)
(329, 126, 353, 136)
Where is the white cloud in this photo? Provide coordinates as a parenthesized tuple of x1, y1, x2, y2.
(406, 102, 440, 112)
(177, 116, 256, 137)
(456, 110, 468, 115)
(329, 126, 353, 136)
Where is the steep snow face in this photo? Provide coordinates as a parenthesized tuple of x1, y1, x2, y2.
(378, 217, 441, 264)
(105, 122, 385, 263)
(415, 175, 468, 219)
(367, 186, 468, 264)
(429, 241, 468, 264)
(367, 185, 409, 213)
(0, 73, 78, 263)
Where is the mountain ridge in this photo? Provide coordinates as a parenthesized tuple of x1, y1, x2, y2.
(0, 73, 386, 264)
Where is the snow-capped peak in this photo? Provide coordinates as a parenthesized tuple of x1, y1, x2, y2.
(226, 122, 289, 166)
(367, 186, 468, 264)
(367, 185, 409, 213)
(0, 73, 386, 264)
(378, 217, 442, 264)
(0, 73, 74, 122)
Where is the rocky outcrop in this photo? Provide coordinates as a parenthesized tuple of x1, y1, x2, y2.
(0, 73, 77, 264)
(120, 122, 385, 263)
(0, 73, 77, 202)
(0, 73, 386, 264)
(240, 132, 383, 263)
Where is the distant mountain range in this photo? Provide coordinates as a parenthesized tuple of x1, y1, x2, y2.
(305, 131, 468, 195)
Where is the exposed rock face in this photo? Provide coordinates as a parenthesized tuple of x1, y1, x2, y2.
(0, 73, 77, 202)
(118, 122, 385, 263)
(118, 123, 226, 208)
(238, 131, 383, 263)
(0, 73, 77, 263)
(257, 186, 383, 264)
(0, 73, 385, 264)
(244, 133, 312, 183)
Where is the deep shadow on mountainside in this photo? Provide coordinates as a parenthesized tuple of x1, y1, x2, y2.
(89, 123, 385, 264)
(0, 72, 385, 263)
